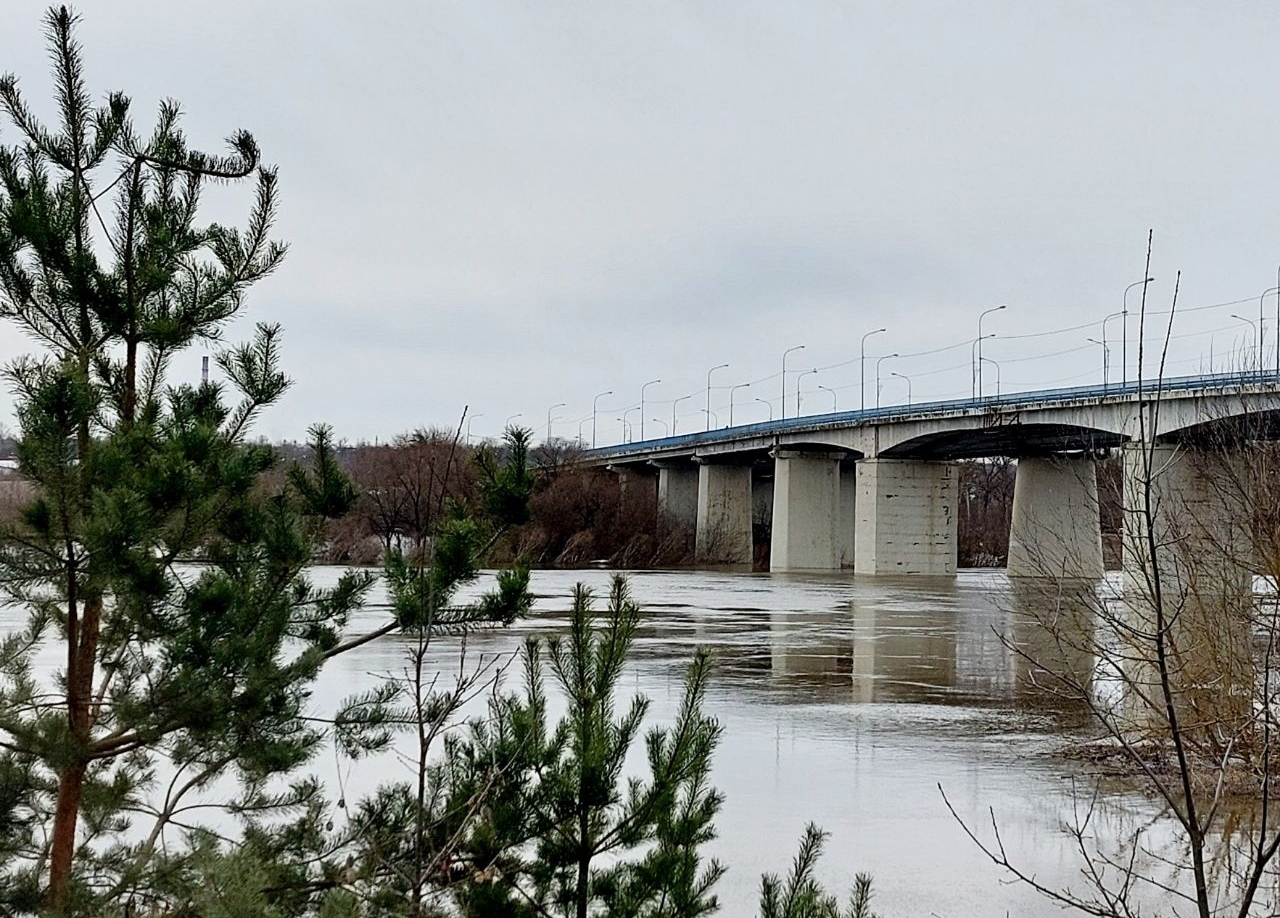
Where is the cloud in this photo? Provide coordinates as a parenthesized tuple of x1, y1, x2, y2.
(2, 0, 1279, 442)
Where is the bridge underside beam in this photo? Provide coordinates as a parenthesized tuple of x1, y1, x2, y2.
(854, 459, 957, 575)
(695, 462, 754, 566)
(1007, 455, 1103, 580)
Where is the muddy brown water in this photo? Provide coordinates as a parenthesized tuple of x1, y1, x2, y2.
(6, 565, 1251, 914)
(318, 567, 1198, 916)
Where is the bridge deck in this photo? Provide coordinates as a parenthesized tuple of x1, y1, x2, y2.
(585, 369, 1279, 461)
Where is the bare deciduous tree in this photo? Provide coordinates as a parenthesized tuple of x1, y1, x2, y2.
(948, 241, 1280, 917)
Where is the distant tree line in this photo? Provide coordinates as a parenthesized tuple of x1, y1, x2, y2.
(285, 435, 688, 568)
(0, 415, 1123, 572)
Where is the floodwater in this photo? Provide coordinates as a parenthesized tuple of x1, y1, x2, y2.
(5, 566, 1236, 914)
(314, 567, 1188, 917)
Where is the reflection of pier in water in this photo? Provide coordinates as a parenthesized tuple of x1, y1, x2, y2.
(711, 576, 1100, 709)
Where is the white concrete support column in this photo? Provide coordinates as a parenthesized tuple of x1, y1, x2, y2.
(1121, 442, 1253, 736)
(695, 461, 754, 565)
(840, 463, 857, 568)
(654, 462, 699, 530)
(1007, 455, 1104, 580)
(770, 449, 843, 572)
(854, 459, 957, 575)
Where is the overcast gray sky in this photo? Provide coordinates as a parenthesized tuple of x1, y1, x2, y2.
(3, 1, 1279, 444)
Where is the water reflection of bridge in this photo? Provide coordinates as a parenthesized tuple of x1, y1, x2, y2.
(707, 578, 1098, 708)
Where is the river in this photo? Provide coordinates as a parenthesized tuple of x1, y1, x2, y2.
(314, 566, 1191, 917)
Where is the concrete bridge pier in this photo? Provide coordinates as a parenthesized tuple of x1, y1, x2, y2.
(770, 449, 844, 572)
(1120, 442, 1253, 737)
(695, 459, 754, 565)
(854, 459, 957, 575)
(1007, 455, 1104, 580)
(608, 464, 656, 510)
(753, 473, 774, 533)
(652, 460, 699, 530)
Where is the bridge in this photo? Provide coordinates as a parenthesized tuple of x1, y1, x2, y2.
(584, 370, 1280, 579)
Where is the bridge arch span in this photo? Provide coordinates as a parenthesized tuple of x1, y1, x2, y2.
(1157, 406, 1280, 446)
(877, 422, 1128, 461)
(768, 440, 865, 459)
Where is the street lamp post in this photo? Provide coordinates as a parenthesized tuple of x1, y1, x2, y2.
(818, 384, 837, 412)
(890, 371, 912, 406)
(796, 368, 818, 416)
(729, 382, 750, 426)
(981, 357, 1001, 399)
(546, 402, 565, 443)
(1232, 314, 1260, 376)
(616, 417, 631, 443)
(640, 379, 661, 441)
(1087, 338, 1110, 392)
(623, 407, 640, 443)
(1122, 277, 1154, 388)
(466, 413, 483, 445)
(1261, 285, 1280, 381)
(701, 408, 719, 429)
(504, 412, 523, 430)
(875, 353, 899, 409)
(592, 390, 612, 449)
(577, 416, 591, 446)
(673, 393, 693, 435)
(780, 346, 805, 420)
(970, 334, 994, 400)
(1272, 273, 1280, 377)
(1100, 311, 1124, 389)
(706, 364, 729, 432)
(976, 305, 1006, 401)
(755, 398, 773, 420)
(860, 328, 887, 413)
(650, 418, 668, 437)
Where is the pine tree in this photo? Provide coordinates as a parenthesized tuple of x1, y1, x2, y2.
(0, 9, 356, 911)
(0, 10, 533, 915)
(317, 529, 531, 916)
(448, 576, 725, 918)
(0, 11, 884, 917)
(758, 825, 880, 918)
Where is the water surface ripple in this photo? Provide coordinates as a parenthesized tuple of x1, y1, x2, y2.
(319, 567, 1173, 917)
